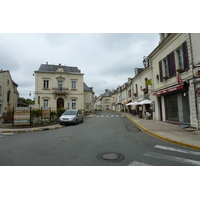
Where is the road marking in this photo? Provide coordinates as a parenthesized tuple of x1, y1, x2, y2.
(96, 116, 99, 117)
(116, 115, 119, 117)
(144, 152, 200, 166)
(154, 145, 200, 156)
(128, 161, 151, 166)
(101, 115, 104, 117)
(106, 115, 109, 117)
(0, 136, 4, 138)
(111, 115, 114, 117)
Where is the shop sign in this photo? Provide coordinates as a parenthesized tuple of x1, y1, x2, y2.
(193, 66, 200, 78)
(153, 85, 184, 96)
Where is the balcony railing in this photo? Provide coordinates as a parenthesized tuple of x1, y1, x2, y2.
(52, 87, 69, 95)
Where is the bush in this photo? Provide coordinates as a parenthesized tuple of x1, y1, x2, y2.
(56, 108, 66, 116)
(31, 109, 42, 117)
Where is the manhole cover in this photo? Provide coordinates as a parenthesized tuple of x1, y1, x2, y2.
(97, 152, 125, 163)
(56, 137, 74, 142)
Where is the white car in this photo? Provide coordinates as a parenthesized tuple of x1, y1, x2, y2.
(59, 110, 84, 125)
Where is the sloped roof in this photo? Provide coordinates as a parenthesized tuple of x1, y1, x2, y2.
(37, 64, 81, 73)
(84, 82, 93, 92)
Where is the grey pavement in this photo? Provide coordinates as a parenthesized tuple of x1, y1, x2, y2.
(123, 112, 200, 150)
(1, 113, 200, 151)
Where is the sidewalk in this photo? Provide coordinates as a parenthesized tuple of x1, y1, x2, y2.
(0, 115, 94, 135)
(124, 113, 200, 151)
(0, 123, 65, 134)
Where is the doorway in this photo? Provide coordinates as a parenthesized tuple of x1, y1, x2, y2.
(57, 98, 64, 109)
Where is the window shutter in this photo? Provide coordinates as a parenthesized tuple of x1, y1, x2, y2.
(167, 51, 176, 78)
(167, 54, 172, 78)
(159, 61, 163, 82)
(182, 41, 189, 71)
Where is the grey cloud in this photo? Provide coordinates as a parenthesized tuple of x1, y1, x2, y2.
(0, 33, 160, 98)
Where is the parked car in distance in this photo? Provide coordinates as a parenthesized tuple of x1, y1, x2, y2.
(59, 110, 84, 125)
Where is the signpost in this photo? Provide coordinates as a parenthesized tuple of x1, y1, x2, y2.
(41, 107, 51, 123)
(13, 107, 31, 126)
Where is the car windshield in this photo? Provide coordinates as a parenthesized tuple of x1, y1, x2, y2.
(63, 110, 77, 115)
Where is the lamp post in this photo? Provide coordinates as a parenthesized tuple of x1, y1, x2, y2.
(29, 91, 35, 101)
(143, 56, 147, 68)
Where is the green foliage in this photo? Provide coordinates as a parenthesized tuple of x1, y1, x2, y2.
(51, 110, 57, 116)
(56, 108, 66, 116)
(31, 109, 42, 117)
(19, 97, 34, 105)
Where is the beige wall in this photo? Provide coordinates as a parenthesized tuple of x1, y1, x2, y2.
(0, 71, 19, 116)
(35, 71, 85, 111)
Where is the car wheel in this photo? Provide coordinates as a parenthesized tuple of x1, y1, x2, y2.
(81, 118, 83, 123)
(74, 120, 78, 125)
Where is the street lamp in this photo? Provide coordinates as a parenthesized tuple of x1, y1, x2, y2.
(29, 91, 35, 100)
(143, 56, 147, 68)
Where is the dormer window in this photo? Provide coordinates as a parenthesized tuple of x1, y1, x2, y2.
(56, 66, 65, 72)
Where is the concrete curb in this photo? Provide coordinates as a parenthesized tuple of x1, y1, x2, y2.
(0, 125, 65, 134)
(124, 114, 200, 151)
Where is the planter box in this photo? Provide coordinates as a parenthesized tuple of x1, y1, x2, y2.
(2, 115, 13, 123)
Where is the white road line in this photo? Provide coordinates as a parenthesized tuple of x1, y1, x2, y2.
(106, 115, 109, 117)
(128, 161, 151, 166)
(144, 152, 200, 166)
(121, 115, 124, 117)
(101, 115, 104, 117)
(111, 115, 114, 117)
(116, 115, 119, 117)
(96, 116, 99, 117)
(154, 145, 200, 156)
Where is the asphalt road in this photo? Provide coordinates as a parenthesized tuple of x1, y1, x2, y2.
(1, 111, 200, 166)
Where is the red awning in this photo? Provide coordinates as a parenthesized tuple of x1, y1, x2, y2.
(153, 84, 184, 96)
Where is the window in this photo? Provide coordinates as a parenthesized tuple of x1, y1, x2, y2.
(44, 99, 48, 107)
(128, 89, 131, 97)
(71, 81, 76, 89)
(177, 47, 184, 70)
(43, 80, 49, 89)
(163, 58, 169, 77)
(104, 99, 110, 103)
(0, 86, 2, 96)
(72, 99, 76, 109)
(7, 90, 10, 102)
(58, 81, 63, 91)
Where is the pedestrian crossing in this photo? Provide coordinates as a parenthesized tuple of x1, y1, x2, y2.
(128, 145, 200, 166)
(96, 115, 124, 118)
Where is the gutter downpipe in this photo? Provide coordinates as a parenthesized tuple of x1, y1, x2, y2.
(189, 33, 199, 130)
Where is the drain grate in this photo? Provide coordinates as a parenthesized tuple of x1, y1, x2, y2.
(56, 137, 74, 142)
(97, 152, 125, 163)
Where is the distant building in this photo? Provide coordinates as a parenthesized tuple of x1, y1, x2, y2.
(34, 63, 94, 111)
(0, 70, 19, 117)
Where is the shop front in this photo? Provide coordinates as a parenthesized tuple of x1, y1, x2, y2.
(153, 82, 190, 124)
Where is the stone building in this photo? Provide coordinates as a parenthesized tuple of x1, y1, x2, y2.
(34, 63, 94, 111)
(147, 33, 194, 126)
(0, 70, 19, 117)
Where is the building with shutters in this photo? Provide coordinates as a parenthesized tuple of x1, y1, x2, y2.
(34, 63, 94, 112)
(147, 33, 195, 126)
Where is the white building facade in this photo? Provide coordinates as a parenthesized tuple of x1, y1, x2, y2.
(34, 63, 93, 111)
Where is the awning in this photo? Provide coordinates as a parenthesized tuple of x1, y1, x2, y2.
(126, 100, 151, 106)
(139, 100, 152, 105)
(153, 84, 184, 95)
(123, 100, 131, 105)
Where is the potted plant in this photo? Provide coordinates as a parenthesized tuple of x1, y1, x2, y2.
(176, 68, 184, 73)
(163, 76, 169, 80)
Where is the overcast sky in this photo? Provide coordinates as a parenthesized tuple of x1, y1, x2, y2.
(0, 33, 159, 99)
